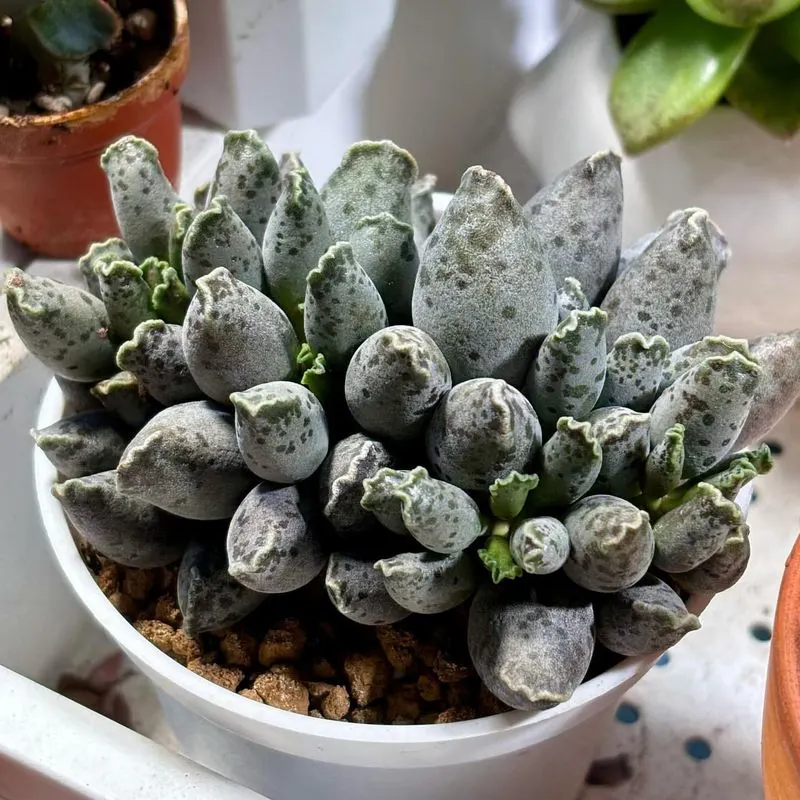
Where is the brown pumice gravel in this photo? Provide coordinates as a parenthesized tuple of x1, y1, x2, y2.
(81, 543, 513, 725)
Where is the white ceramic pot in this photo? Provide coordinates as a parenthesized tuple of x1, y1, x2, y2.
(34, 378, 755, 800)
(507, 8, 800, 340)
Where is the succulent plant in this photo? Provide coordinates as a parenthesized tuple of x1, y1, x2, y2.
(0, 0, 166, 116)
(583, 0, 800, 153)
(7, 129, 798, 717)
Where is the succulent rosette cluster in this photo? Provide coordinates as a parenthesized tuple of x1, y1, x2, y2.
(7, 131, 800, 713)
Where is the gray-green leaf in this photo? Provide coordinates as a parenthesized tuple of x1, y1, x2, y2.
(598, 333, 669, 411)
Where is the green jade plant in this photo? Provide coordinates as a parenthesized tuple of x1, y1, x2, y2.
(6, 130, 800, 715)
(1, 0, 131, 114)
(582, 0, 800, 153)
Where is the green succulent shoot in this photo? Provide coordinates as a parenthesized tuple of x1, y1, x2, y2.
(586, 0, 800, 152)
(12, 132, 799, 717)
(2, 0, 122, 112)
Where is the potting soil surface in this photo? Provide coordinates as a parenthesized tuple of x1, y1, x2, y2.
(1, 112, 798, 799)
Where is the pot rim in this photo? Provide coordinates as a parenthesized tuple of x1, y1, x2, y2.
(768, 535, 800, 746)
(34, 378, 749, 746)
(0, 0, 188, 131)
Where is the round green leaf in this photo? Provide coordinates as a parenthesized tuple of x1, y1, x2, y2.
(686, 0, 800, 28)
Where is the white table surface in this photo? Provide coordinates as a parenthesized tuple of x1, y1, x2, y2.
(1, 114, 798, 800)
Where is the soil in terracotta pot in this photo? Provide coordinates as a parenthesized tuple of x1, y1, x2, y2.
(0, 0, 174, 116)
(77, 540, 625, 724)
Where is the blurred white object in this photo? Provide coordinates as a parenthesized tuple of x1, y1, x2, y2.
(183, 0, 578, 198)
(181, 0, 398, 129)
(0, 665, 266, 800)
(508, 7, 800, 340)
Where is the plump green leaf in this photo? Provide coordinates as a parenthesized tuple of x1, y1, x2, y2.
(580, 0, 661, 12)
(686, 0, 800, 28)
(724, 34, 800, 138)
(610, 2, 756, 153)
(478, 535, 523, 584)
(27, 0, 122, 60)
(769, 7, 800, 62)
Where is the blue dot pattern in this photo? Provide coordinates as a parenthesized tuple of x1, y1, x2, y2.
(750, 623, 772, 642)
(685, 737, 712, 761)
(656, 652, 670, 667)
(615, 702, 640, 724)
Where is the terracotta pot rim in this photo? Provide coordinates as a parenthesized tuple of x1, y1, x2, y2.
(0, 0, 188, 132)
(770, 536, 800, 737)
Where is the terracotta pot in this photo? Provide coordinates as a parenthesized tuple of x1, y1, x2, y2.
(763, 534, 800, 799)
(0, 0, 189, 259)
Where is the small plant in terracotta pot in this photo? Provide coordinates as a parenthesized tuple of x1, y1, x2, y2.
(581, 0, 800, 154)
(0, 0, 188, 257)
(6, 132, 800, 800)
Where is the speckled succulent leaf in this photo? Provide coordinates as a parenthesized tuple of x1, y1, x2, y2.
(168, 203, 193, 277)
(411, 173, 437, 251)
(425, 378, 542, 492)
(359, 468, 409, 535)
(279, 151, 306, 178)
(182, 268, 299, 404)
(230, 381, 329, 484)
(100, 136, 180, 262)
(116, 401, 256, 520)
(598, 333, 669, 411)
(649, 352, 761, 478)
(652, 482, 743, 573)
(601, 209, 728, 349)
(345, 325, 452, 441)
(375, 551, 476, 614)
(361, 466, 484, 554)
(4, 268, 115, 382)
(97, 260, 156, 341)
(524, 150, 623, 305)
(325, 552, 411, 626)
(319, 434, 394, 539)
(734, 330, 800, 448)
(710, 443, 774, 479)
(304, 242, 388, 371)
(412, 166, 558, 387)
(321, 140, 418, 240)
(77, 238, 132, 297)
(588, 406, 650, 497)
(530, 416, 602, 510)
(207, 130, 281, 244)
(296, 343, 328, 402)
(648, 445, 769, 517)
(563, 495, 654, 593)
(263, 167, 334, 336)
(595, 575, 700, 657)
(468, 582, 595, 711)
(644, 423, 685, 499)
(227, 483, 326, 594)
(659, 334, 751, 392)
(116, 320, 203, 406)
(90, 371, 158, 429)
(525, 308, 608, 427)
(489, 471, 539, 521)
(52, 470, 187, 568)
(616, 229, 658, 280)
(140, 257, 169, 291)
(193, 181, 210, 212)
(556, 277, 589, 322)
(349, 213, 419, 323)
(56, 374, 102, 414)
(478, 533, 523, 583)
(672, 523, 751, 594)
(509, 517, 570, 576)
(182, 196, 265, 295)
(150, 266, 189, 325)
(178, 538, 265, 637)
(31, 410, 130, 479)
